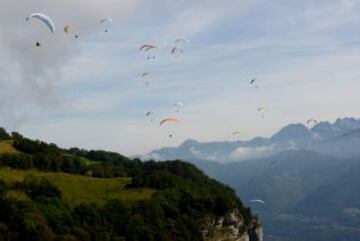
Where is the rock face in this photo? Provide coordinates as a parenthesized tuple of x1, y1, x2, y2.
(200, 209, 263, 241)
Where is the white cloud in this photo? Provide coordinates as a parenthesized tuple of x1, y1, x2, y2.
(230, 145, 276, 161)
(0, 0, 141, 129)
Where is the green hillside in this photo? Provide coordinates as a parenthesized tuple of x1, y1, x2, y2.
(0, 128, 257, 241)
(0, 168, 155, 206)
(0, 140, 19, 155)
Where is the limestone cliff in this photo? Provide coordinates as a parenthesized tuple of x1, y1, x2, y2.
(200, 209, 262, 241)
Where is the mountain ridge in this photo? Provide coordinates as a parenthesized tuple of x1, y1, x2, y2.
(145, 117, 360, 162)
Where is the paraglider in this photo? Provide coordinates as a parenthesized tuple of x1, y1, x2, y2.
(142, 72, 152, 77)
(251, 199, 265, 204)
(139, 44, 158, 60)
(160, 118, 179, 126)
(232, 131, 241, 136)
(175, 38, 190, 44)
(172, 38, 190, 57)
(250, 79, 258, 88)
(26, 13, 56, 33)
(100, 18, 113, 24)
(139, 44, 158, 51)
(142, 72, 152, 86)
(170, 47, 177, 55)
(306, 119, 318, 125)
(232, 131, 242, 143)
(146, 111, 154, 121)
(63, 25, 70, 34)
(173, 102, 184, 113)
(257, 107, 268, 113)
(257, 106, 268, 118)
(100, 18, 113, 33)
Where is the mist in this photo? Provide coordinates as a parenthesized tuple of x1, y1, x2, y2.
(0, 0, 140, 130)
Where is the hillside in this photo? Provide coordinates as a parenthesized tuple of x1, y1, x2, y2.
(0, 168, 155, 206)
(0, 140, 19, 155)
(0, 128, 261, 241)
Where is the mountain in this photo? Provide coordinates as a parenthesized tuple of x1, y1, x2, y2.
(270, 123, 312, 142)
(294, 157, 360, 219)
(146, 117, 360, 162)
(312, 117, 360, 139)
(144, 117, 360, 241)
(0, 128, 262, 241)
(186, 151, 360, 241)
(190, 150, 346, 211)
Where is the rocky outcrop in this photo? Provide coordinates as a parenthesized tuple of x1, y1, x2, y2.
(200, 209, 262, 241)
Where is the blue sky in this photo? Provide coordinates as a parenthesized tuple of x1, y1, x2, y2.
(0, 0, 360, 155)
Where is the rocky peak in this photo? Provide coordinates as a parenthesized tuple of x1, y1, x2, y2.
(312, 117, 360, 139)
(180, 139, 199, 149)
(271, 123, 311, 142)
(334, 117, 360, 131)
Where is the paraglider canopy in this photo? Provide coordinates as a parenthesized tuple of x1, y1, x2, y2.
(257, 106, 268, 112)
(251, 199, 265, 204)
(175, 38, 190, 44)
(306, 119, 318, 125)
(139, 44, 158, 51)
(142, 72, 152, 77)
(64, 25, 70, 34)
(100, 18, 114, 24)
(160, 118, 179, 126)
(174, 102, 184, 113)
(174, 102, 184, 107)
(26, 13, 56, 33)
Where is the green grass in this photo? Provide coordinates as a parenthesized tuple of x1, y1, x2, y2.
(80, 157, 99, 166)
(0, 168, 156, 206)
(0, 140, 19, 155)
(62, 154, 100, 166)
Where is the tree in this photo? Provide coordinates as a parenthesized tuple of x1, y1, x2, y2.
(23, 177, 62, 200)
(0, 128, 10, 140)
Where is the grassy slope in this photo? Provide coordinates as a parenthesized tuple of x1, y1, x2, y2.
(0, 140, 19, 155)
(0, 168, 156, 206)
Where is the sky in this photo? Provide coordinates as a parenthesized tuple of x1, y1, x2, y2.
(0, 0, 360, 156)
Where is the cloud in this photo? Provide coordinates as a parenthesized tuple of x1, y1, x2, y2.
(0, 0, 140, 130)
(230, 145, 276, 161)
(189, 147, 221, 161)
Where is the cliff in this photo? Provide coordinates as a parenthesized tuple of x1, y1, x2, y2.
(201, 209, 263, 241)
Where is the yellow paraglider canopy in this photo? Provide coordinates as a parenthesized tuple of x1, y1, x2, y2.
(63, 25, 70, 34)
(160, 118, 179, 126)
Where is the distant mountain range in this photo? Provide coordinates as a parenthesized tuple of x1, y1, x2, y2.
(145, 117, 360, 162)
(143, 117, 360, 241)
